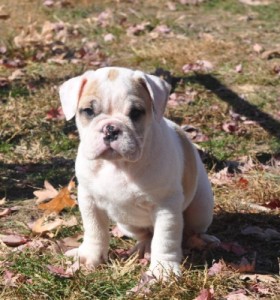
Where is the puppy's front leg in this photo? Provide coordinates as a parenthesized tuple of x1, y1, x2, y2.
(149, 195, 184, 279)
(65, 185, 109, 268)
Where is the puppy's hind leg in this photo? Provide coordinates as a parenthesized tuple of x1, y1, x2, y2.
(117, 223, 153, 259)
(183, 166, 219, 246)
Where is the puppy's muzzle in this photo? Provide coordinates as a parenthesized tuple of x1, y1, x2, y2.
(103, 124, 121, 143)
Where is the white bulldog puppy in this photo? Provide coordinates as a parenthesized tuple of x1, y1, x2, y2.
(59, 67, 217, 279)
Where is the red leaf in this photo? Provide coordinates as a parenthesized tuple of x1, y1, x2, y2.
(263, 199, 280, 210)
(46, 106, 65, 120)
(236, 177, 249, 189)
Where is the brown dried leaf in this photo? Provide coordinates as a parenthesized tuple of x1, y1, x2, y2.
(231, 256, 255, 273)
(34, 180, 59, 204)
(38, 180, 76, 213)
(31, 215, 78, 234)
(0, 208, 12, 218)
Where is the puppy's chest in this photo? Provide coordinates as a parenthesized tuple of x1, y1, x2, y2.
(83, 165, 154, 225)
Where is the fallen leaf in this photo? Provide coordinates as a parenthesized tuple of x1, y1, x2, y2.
(14, 239, 50, 252)
(236, 177, 249, 189)
(240, 274, 277, 284)
(38, 179, 76, 213)
(103, 33, 115, 43)
(96, 9, 113, 28)
(208, 260, 224, 276)
(0, 208, 12, 218)
(46, 106, 65, 120)
(126, 272, 155, 296)
(47, 265, 74, 278)
(235, 64, 243, 73)
(231, 256, 255, 273)
(253, 43, 264, 54)
(194, 287, 214, 300)
(263, 199, 280, 210)
(3, 270, 19, 287)
(34, 180, 59, 204)
(210, 167, 235, 186)
(31, 215, 78, 234)
(168, 90, 197, 107)
(222, 121, 238, 133)
(126, 21, 151, 36)
(8, 69, 25, 81)
(0, 234, 28, 247)
(182, 60, 213, 73)
(58, 233, 83, 250)
(225, 289, 249, 300)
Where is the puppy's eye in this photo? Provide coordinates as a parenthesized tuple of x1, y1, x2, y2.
(80, 107, 95, 118)
(129, 108, 145, 122)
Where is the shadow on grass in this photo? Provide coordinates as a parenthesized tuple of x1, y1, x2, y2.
(188, 211, 280, 274)
(0, 157, 74, 200)
(155, 69, 280, 140)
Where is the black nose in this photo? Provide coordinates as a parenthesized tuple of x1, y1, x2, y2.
(104, 124, 120, 142)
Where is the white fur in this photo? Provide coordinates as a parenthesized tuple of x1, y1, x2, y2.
(59, 67, 216, 280)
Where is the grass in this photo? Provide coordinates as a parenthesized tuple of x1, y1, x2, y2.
(0, 0, 280, 298)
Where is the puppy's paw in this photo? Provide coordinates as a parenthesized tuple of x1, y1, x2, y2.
(149, 260, 181, 280)
(65, 243, 107, 269)
(128, 239, 151, 260)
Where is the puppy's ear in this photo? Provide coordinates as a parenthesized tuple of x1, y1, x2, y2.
(134, 71, 171, 122)
(59, 71, 94, 120)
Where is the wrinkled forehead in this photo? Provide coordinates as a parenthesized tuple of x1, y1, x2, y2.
(79, 68, 150, 110)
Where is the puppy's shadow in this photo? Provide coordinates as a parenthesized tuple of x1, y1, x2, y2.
(186, 211, 280, 274)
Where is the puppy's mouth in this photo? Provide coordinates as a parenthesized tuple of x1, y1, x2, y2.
(82, 134, 142, 162)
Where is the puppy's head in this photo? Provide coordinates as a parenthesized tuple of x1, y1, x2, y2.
(59, 67, 170, 162)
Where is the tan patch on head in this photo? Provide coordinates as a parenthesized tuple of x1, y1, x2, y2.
(107, 68, 119, 81)
(79, 78, 101, 104)
(175, 126, 198, 204)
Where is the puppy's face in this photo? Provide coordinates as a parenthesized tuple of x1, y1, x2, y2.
(59, 67, 170, 162)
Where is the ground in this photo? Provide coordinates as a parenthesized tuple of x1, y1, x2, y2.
(0, 0, 279, 299)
